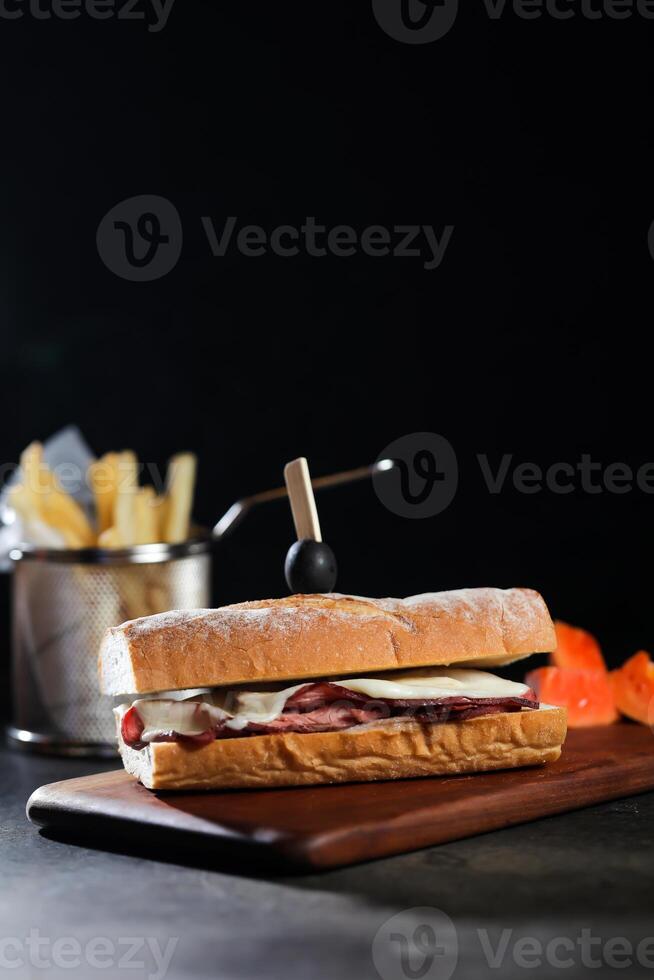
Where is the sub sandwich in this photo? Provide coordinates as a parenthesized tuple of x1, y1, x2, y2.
(99, 588, 567, 791)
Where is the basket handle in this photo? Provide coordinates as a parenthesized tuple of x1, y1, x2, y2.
(212, 459, 394, 542)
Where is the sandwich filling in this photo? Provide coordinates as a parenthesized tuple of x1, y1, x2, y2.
(117, 668, 538, 750)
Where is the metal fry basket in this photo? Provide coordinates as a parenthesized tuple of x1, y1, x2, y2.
(7, 534, 212, 755)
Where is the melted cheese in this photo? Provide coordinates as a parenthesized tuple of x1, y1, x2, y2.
(130, 696, 229, 742)
(223, 685, 306, 729)
(120, 668, 531, 742)
(339, 669, 528, 701)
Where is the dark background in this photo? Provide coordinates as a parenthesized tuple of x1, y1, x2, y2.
(1, 0, 652, 696)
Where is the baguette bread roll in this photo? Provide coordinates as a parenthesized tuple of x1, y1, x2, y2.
(100, 588, 555, 696)
(116, 705, 567, 791)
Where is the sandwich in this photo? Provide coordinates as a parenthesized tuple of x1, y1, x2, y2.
(99, 588, 567, 791)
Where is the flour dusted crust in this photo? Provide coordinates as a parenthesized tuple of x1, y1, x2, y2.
(99, 588, 556, 696)
(117, 705, 567, 791)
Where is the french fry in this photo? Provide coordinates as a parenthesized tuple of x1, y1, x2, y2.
(152, 494, 167, 541)
(98, 527, 122, 549)
(19, 443, 51, 530)
(89, 452, 119, 535)
(21, 442, 95, 547)
(39, 495, 89, 548)
(115, 450, 138, 493)
(7, 483, 40, 524)
(8, 485, 72, 547)
(134, 487, 160, 545)
(113, 451, 138, 546)
(117, 566, 173, 621)
(162, 453, 196, 543)
(20, 442, 47, 496)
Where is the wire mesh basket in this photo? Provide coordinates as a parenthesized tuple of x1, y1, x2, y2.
(7, 534, 211, 755)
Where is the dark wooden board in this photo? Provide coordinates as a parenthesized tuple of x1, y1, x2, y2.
(27, 726, 654, 872)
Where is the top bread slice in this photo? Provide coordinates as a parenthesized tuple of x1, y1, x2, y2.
(99, 587, 556, 696)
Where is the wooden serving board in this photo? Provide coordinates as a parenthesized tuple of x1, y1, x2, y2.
(27, 726, 654, 872)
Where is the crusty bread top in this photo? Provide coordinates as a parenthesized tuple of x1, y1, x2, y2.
(99, 587, 555, 696)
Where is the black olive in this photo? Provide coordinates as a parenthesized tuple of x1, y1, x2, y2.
(285, 539, 338, 594)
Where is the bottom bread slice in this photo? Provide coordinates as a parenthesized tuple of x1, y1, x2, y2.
(117, 705, 567, 791)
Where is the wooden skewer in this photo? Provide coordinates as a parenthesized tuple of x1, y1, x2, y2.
(283, 457, 322, 542)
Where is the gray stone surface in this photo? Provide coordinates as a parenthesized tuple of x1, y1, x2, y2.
(2, 744, 654, 980)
